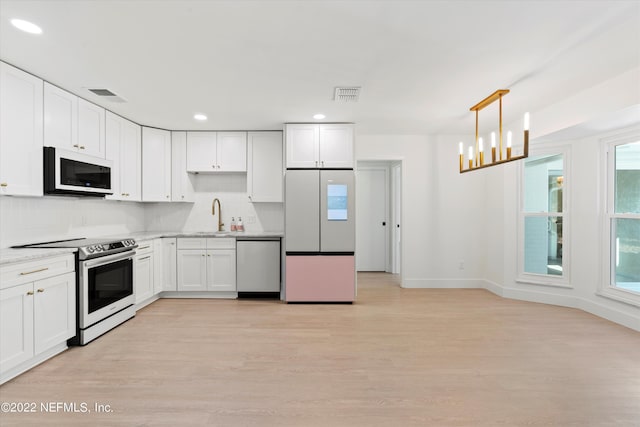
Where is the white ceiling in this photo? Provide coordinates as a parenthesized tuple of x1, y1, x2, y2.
(1, 0, 638, 134)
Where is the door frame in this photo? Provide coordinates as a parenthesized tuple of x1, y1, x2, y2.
(356, 163, 390, 271)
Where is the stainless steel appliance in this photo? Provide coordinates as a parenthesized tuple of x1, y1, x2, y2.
(22, 237, 137, 345)
(236, 238, 281, 294)
(43, 147, 113, 196)
(285, 169, 356, 302)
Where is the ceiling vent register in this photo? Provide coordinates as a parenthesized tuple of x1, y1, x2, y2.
(87, 88, 127, 103)
(334, 87, 361, 102)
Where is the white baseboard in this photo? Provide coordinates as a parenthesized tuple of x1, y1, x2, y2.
(402, 278, 486, 289)
(483, 279, 639, 332)
(401, 277, 639, 332)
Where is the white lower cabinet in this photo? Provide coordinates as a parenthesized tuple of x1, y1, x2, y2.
(0, 255, 75, 384)
(134, 242, 154, 304)
(161, 238, 177, 291)
(177, 238, 236, 292)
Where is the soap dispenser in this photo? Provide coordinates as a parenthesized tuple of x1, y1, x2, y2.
(230, 217, 237, 231)
(237, 217, 244, 232)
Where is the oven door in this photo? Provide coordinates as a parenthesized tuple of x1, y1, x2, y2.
(79, 251, 135, 329)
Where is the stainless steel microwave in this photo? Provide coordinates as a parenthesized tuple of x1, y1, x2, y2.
(44, 147, 113, 196)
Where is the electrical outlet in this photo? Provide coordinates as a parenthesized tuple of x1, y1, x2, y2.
(245, 216, 256, 224)
(458, 261, 465, 270)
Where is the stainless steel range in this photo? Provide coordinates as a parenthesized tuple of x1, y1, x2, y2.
(22, 237, 138, 345)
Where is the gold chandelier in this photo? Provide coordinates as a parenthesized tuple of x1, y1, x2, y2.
(459, 89, 529, 173)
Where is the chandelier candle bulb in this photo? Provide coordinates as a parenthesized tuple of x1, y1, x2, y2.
(460, 89, 529, 173)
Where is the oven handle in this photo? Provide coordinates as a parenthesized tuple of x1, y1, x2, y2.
(81, 250, 135, 268)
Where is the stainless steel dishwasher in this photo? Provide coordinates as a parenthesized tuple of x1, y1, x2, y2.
(236, 238, 281, 294)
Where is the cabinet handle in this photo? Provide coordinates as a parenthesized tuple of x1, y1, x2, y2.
(212, 165, 216, 169)
(20, 267, 49, 276)
(170, 242, 175, 245)
(121, 193, 126, 196)
(0, 183, 7, 187)
(217, 165, 220, 169)
(315, 161, 318, 167)
(37, 288, 45, 293)
(202, 254, 205, 257)
(27, 291, 34, 296)
(138, 256, 151, 261)
(79, 145, 85, 149)
(73, 144, 79, 148)
(207, 254, 211, 257)
(181, 195, 184, 199)
(321, 160, 324, 167)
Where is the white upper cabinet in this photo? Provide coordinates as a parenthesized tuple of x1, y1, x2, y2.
(0, 62, 43, 196)
(216, 132, 247, 172)
(285, 124, 319, 168)
(318, 124, 354, 168)
(44, 82, 106, 158)
(171, 131, 194, 202)
(247, 131, 283, 203)
(285, 123, 354, 168)
(142, 127, 172, 202)
(44, 82, 77, 151)
(77, 98, 105, 158)
(106, 112, 141, 201)
(186, 131, 247, 172)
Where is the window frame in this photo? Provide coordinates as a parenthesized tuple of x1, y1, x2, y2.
(517, 143, 572, 288)
(599, 131, 640, 306)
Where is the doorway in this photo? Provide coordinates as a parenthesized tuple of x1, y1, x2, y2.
(356, 160, 402, 274)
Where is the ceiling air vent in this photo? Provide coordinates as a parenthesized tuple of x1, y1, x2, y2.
(334, 87, 361, 102)
(86, 88, 127, 103)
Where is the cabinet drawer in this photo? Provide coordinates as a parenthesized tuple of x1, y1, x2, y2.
(0, 254, 75, 290)
(177, 238, 207, 250)
(206, 238, 235, 249)
(136, 240, 154, 255)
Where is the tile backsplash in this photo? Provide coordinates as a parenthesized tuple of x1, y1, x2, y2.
(0, 173, 283, 248)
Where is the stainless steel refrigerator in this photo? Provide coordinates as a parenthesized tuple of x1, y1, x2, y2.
(285, 169, 356, 302)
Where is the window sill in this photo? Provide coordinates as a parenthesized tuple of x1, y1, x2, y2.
(596, 288, 640, 308)
(516, 276, 573, 289)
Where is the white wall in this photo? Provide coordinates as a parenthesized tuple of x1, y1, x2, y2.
(144, 174, 283, 233)
(0, 196, 145, 248)
(355, 134, 487, 287)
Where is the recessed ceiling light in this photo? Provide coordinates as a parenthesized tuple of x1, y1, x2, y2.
(313, 114, 326, 120)
(194, 113, 207, 121)
(11, 18, 42, 35)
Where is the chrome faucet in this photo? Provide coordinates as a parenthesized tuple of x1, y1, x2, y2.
(212, 198, 224, 232)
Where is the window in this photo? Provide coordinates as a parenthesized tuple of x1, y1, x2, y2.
(518, 148, 569, 285)
(607, 140, 640, 296)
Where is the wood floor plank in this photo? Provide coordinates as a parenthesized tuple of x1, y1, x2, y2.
(1, 273, 639, 426)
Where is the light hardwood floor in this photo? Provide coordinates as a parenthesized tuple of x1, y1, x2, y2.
(1, 273, 639, 426)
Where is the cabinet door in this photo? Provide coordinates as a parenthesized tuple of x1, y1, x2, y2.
(121, 119, 142, 201)
(153, 240, 163, 295)
(171, 131, 194, 201)
(177, 250, 207, 291)
(135, 253, 154, 304)
(105, 112, 123, 200)
(0, 62, 43, 196)
(186, 132, 217, 172)
(33, 272, 75, 354)
(286, 124, 319, 168)
(0, 283, 34, 374)
(44, 82, 77, 151)
(207, 249, 236, 292)
(142, 127, 172, 201)
(162, 238, 177, 291)
(319, 124, 353, 168)
(247, 132, 283, 202)
(77, 99, 105, 158)
(217, 132, 247, 172)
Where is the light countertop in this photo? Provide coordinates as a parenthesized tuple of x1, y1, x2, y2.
(0, 247, 77, 266)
